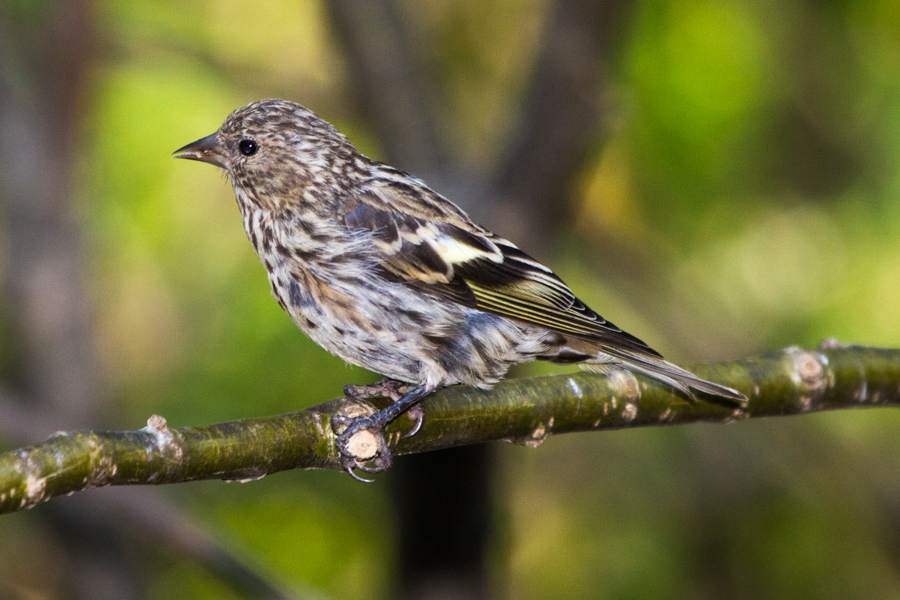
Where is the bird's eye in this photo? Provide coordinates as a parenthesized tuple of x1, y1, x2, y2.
(239, 139, 259, 156)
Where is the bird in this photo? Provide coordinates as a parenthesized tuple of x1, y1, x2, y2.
(174, 99, 746, 480)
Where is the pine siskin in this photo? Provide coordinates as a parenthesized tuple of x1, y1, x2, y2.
(175, 100, 745, 479)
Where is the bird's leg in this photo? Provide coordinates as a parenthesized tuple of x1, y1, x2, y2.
(343, 378, 414, 402)
(342, 378, 424, 442)
(332, 384, 435, 481)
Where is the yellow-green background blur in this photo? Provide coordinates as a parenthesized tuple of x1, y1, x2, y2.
(2, 0, 900, 598)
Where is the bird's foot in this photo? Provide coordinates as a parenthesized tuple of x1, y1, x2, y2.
(332, 384, 434, 481)
(330, 405, 424, 481)
(343, 378, 414, 402)
(331, 411, 393, 482)
(343, 380, 425, 438)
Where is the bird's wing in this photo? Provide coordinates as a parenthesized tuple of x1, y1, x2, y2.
(342, 182, 659, 357)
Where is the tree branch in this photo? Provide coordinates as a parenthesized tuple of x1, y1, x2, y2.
(1, 344, 897, 515)
(0, 390, 310, 599)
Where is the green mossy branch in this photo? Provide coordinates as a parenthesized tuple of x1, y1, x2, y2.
(1, 344, 898, 515)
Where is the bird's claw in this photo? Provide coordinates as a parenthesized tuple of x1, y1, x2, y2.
(331, 413, 393, 482)
(403, 404, 425, 439)
(341, 458, 374, 483)
(341, 456, 388, 483)
(333, 383, 431, 481)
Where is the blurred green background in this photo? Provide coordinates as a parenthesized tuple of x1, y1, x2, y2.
(2, 0, 900, 598)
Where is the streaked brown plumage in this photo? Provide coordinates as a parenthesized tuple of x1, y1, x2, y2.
(175, 99, 746, 479)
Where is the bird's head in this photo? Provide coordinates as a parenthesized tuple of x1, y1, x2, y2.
(174, 99, 359, 210)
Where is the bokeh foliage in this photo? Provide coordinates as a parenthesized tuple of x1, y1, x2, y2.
(2, 0, 900, 598)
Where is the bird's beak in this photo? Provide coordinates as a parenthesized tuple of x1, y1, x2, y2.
(173, 133, 225, 168)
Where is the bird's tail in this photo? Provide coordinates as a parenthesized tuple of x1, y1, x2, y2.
(580, 349, 746, 405)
